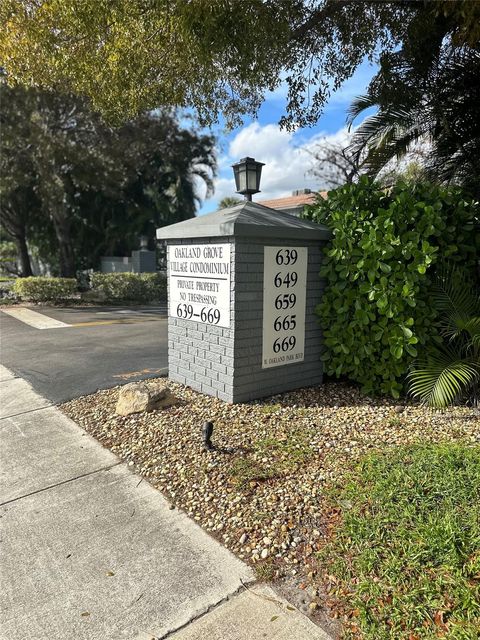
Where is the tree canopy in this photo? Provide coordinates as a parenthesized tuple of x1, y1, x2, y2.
(2, 1, 478, 129)
(348, 26, 480, 196)
(0, 83, 216, 276)
(217, 197, 242, 210)
(308, 135, 362, 189)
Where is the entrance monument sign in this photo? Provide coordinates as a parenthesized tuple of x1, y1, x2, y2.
(168, 243, 231, 328)
(157, 201, 331, 402)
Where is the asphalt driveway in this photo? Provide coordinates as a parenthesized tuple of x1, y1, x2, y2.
(0, 305, 168, 403)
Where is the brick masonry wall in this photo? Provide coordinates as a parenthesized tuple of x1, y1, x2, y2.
(165, 236, 326, 403)
(232, 237, 325, 402)
(166, 237, 236, 402)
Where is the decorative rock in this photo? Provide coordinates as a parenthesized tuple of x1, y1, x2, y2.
(115, 381, 178, 416)
(62, 376, 479, 627)
(239, 533, 247, 545)
(261, 548, 269, 559)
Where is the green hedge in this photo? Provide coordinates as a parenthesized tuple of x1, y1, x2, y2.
(12, 277, 77, 302)
(304, 177, 479, 398)
(90, 272, 166, 303)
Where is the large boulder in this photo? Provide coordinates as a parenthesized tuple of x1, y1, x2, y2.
(116, 381, 177, 416)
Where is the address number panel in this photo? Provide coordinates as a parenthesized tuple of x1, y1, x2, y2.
(262, 247, 308, 368)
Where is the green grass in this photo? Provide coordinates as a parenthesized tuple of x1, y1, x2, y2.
(230, 429, 313, 488)
(385, 415, 404, 428)
(255, 558, 278, 582)
(255, 430, 313, 466)
(319, 444, 480, 639)
(258, 403, 282, 414)
(229, 457, 278, 487)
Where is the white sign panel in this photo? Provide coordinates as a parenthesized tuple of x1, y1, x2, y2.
(168, 244, 231, 328)
(262, 247, 307, 368)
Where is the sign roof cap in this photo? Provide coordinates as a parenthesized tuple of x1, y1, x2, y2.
(156, 201, 331, 241)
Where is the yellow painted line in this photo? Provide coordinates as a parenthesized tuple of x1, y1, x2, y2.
(1, 308, 166, 329)
(70, 317, 161, 327)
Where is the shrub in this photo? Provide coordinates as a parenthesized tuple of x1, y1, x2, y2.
(0, 277, 18, 306)
(0, 241, 18, 275)
(141, 272, 167, 302)
(12, 276, 77, 302)
(0, 278, 15, 299)
(90, 272, 166, 303)
(304, 177, 479, 397)
(76, 269, 92, 292)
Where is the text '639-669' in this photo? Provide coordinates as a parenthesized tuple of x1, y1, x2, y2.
(168, 244, 231, 328)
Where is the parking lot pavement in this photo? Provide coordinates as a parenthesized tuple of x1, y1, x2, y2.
(0, 305, 168, 403)
(3, 304, 168, 326)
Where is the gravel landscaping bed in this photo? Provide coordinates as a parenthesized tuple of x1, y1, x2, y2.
(61, 381, 479, 634)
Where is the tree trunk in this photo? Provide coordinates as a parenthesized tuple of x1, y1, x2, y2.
(37, 168, 76, 277)
(59, 242, 76, 278)
(52, 216, 76, 277)
(15, 234, 33, 277)
(2, 210, 33, 277)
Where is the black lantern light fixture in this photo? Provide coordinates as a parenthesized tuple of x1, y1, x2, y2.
(232, 157, 265, 202)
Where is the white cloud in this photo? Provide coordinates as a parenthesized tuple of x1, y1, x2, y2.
(210, 175, 237, 204)
(230, 123, 292, 163)
(203, 122, 355, 208)
(196, 58, 378, 212)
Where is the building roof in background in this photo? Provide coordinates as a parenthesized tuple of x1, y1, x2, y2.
(258, 189, 327, 211)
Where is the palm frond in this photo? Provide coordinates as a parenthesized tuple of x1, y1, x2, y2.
(347, 102, 436, 178)
(408, 349, 480, 407)
(460, 316, 480, 337)
(432, 265, 480, 340)
(345, 44, 480, 189)
(346, 94, 376, 127)
(470, 332, 480, 349)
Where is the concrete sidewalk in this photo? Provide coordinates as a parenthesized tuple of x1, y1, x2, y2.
(0, 364, 331, 640)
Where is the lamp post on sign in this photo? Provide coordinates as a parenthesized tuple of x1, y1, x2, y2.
(231, 157, 265, 202)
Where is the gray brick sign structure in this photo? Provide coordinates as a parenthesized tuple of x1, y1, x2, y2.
(157, 201, 331, 402)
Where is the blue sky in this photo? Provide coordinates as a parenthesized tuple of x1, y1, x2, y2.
(198, 59, 377, 215)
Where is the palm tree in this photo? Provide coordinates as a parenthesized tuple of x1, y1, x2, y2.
(167, 127, 216, 220)
(347, 47, 480, 196)
(408, 266, 480, 408)
(217, 197, 242, 209)
(115, 111, 216, 227)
